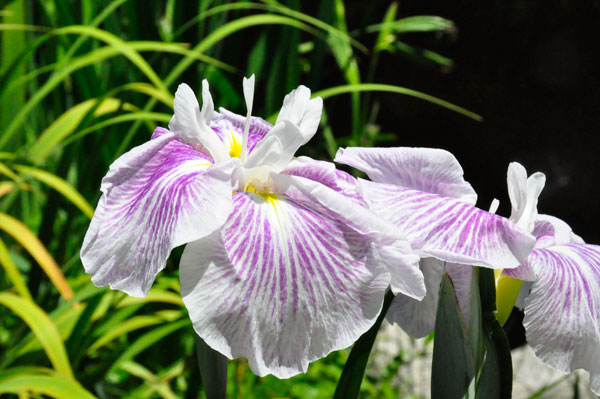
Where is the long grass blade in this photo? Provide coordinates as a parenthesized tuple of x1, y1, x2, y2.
(0, 293, 73, 379)
(13, 165, 94, 218)
(0, 213, 74, 300)
(0, 373, 95, 399)
(27, 98, 133, 163)
(0, 238, 32, 300)
(313, 83, 483, 121)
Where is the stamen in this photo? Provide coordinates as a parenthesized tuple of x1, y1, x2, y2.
(240, 74, 255, 163)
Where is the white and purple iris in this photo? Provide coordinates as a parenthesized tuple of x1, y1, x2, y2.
(81, 76, 426, 377)
(82, 77, 535, 378)
(333, 147, 536, 337)
(499, 162, 600, 394)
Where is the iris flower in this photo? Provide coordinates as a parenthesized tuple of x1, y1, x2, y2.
(81, 76, 429, 377)
(498, 162, 600, 394)
(334, 147, 536, 337)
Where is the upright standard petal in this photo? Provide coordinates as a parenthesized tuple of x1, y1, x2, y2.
(276, 85, 323, 143)
(169, 82, 228, 161)
(335, 147, 477, 205)
(507, 162, 546, 232)
(356, 179, 535, 269)
(81, 131, 238, 297)
(180, 191, 390, 378)
(521, 244, 600, 394)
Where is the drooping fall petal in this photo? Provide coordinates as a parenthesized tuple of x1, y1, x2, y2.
(81, 130, 238, 297)
(180, 191, 390, 377)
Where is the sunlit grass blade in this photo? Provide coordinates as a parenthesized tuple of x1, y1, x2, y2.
(13, 165, 94, 218)
(87, 312, 182, 354)
(127, 360, 184, 399)
(0, 238, 32, 300)
(119, 360, 179, 399)
(312, 83, 483, 121)
(0, 372, 95, 399)
(0, 41, 230, 150)
(53, 25, 171, 102)
(0, 161, 19, 181)
(0, 213, 74, 300)
(64, 112, 172, 146)
(366, 15, 456, 34)
(117, 288, 184, 308)
(27, 98, 134, 163)
(107, 319, 189, 375)
(0, 293, 73, 379)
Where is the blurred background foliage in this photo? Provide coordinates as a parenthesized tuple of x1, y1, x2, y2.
(0, 0, 598, 398)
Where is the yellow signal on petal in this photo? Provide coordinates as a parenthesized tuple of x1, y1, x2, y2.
(227, 130, 242, 158)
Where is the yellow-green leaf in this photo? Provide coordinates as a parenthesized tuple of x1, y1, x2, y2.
(27, 98, 131, 163)
(0, 238, 32, 300)
(0, 293, 73, 379)
(0, 373, 95, 399)
(13, 165, 94, 218)
(0, 213, 74, 300)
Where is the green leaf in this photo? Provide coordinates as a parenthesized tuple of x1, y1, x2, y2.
(0, 213, 74, 300)
(107, 319, 189, 375)
(312, 84, 483, 122)
(0, 373, 95, 399)
(27, 98, 129, 163)
(0, 237, 32, 300)
(476, 268, 513, 399)
(333, 291, 394, 399)
(196, 335, 228, 399)
(13, 165, 94, 218)
(0, 293, 73, 379)
(431, 273, 475, 399)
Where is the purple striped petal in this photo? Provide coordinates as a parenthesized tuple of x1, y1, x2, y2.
(335, 147, 477, 204)
(505, 214, 586, 281)
(180, 191, 390, 377)
(81, 131, 238, 297)
(282, 157, 365, 204)
(271, 174, 424, 299)
(521, 244, 600, 394)
(357, 179, 535, 269)
(386, 258, 444, 337)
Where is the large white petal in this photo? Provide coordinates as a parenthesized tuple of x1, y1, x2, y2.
(271, 173, 423, 300)
(521, 244, 600, 394)
(81, 131, 238, 297)
(385, 258, 445, 337)
(180, 191, 390, 378)
(335, 147, 477, 204)
(357, 179, 535, 269)
(275, 85, 323, 143)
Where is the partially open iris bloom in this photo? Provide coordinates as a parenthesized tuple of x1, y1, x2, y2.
(81, 76, 430, 377)
(334, 148, 536, 337)
(499, 162, 600, 394)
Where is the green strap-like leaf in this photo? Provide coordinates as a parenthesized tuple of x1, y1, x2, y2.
(0, 373, 95, 399)
(0, 293, 73, 379)
(333, 291, 394, 399)
(431, 273, 475, 399)
(13, 165, 94, 218)
(0, 238, 32, 300)
(197, 335, 228, 399)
